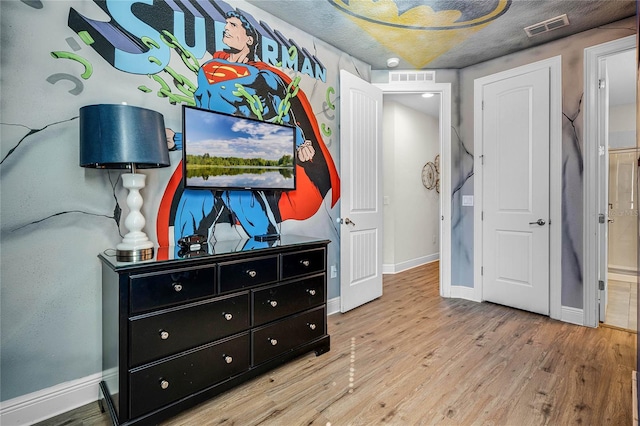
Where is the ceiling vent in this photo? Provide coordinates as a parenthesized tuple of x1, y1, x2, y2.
(389, 71, 436, 84)
(524, 14, 570, 38)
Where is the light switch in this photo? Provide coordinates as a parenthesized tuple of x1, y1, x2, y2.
(462, 195, 474, 206)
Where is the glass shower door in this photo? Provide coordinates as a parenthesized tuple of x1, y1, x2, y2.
(606, 148, 638, 330)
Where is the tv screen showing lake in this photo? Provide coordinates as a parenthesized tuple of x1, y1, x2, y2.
(183, 106, 297, 190)
(185, 165, 295, 189)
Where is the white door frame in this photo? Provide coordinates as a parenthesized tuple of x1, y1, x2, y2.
(583, 35, 636, 328)
(374, 82, 452, 298)
(473, 56, 563, 320)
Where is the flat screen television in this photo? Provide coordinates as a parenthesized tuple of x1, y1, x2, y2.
(182, 105, 296, 191)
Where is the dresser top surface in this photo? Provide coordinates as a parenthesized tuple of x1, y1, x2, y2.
(99, 235, 329, 271)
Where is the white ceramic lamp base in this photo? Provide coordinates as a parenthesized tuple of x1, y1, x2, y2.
(116, 173, 154, 262)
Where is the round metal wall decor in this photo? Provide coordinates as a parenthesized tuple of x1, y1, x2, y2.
(422, 162, 437, 190)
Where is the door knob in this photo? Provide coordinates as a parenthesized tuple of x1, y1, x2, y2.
(529, 219, 546, 226)
(337, 217, 356, 226)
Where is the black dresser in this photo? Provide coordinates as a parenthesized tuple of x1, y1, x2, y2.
(99, 235, 330, 425)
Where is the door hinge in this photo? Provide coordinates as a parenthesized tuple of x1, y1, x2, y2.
(481, 211, 484, 220)
(598, 280, 605, 290)
(482, 101, 484, 110)
(481, 266, 484, 276)
(598, 213, 605, 224)
(598, 79, 606, 89)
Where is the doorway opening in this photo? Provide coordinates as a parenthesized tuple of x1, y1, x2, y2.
(604, 48, 637, 331)
(381, 92, 441, 274)
(584, 35, 636, 329)
(374, 81, 452, 297)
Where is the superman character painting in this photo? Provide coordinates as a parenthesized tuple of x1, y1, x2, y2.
(157, 9, 340, 248)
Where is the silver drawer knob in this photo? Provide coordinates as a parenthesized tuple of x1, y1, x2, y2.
(224, 355, 233, 364)
(300, 260, 310, 267)
(160, 379, 169, 390)
(173, 283, 183, 292)
(308, 323, 317, 330)
(224, 313, 233, 321)
(307, 289, 316, 296)
(247, 270, 257, 278)
(269, 300, 278, 307)
(269, 338, 278, 346)
(159, 330, 169, 340)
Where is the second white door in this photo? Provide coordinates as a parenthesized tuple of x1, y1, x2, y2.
(481, 67, 550, 315)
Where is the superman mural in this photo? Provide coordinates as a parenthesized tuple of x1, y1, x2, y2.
(67, 1, 340, 249)
(165, 9, 339, 246)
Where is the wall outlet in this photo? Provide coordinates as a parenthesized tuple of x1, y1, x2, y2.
(432, 234, 436, 244)
(330, 264, 337, 278)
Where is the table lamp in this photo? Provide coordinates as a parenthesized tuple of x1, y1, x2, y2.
(79, 104, 170, 262)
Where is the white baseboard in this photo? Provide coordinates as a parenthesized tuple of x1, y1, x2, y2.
(382, 253, 439, 275)
(561, 306, 584, 326)
(450, 285, 480, 302)
(0, 372, 102, 426)
(327, 296, 340, 315)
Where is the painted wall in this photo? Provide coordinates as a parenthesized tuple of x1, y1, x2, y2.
(382, 101, 440, 270)
(0, 0, 369, 403)
(457, 17, 637, 308)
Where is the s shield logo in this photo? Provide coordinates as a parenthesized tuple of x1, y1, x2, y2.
(328, 0, 511, 68)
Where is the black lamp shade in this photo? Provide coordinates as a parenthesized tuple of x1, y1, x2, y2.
(79, 104, 170, 169)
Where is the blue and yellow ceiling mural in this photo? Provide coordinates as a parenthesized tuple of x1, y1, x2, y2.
(248, 0, 636, 69)
(327, 0, 510, 68)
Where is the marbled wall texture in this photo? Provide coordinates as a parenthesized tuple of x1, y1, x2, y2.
(454, 17, 636, 309)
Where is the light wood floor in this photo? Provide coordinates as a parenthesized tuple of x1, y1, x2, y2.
(605, 275, 638, 332)
(37, 262, 636, 426)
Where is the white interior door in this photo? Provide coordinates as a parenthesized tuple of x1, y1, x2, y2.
(481, 67, 550, 315)
(339, 70, 383, 313)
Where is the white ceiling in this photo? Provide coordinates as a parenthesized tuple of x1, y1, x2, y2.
(385, 93, 441, 117)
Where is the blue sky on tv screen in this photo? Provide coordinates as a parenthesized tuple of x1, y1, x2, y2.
(186, 108, 294, 161)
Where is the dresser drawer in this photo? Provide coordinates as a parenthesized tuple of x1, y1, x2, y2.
(129, 333, 250, 419)
(130, 266, 216, 314)
(252, 306, 325, 365)
(129, 293, 249, 367)
(218, 255, 278, 293)
(281, 248, 325, 279)
(252, 274, 325, 326)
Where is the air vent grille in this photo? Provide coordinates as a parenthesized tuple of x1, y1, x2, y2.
(524, 14, 570, 38)
(389, 71, 436, 83)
